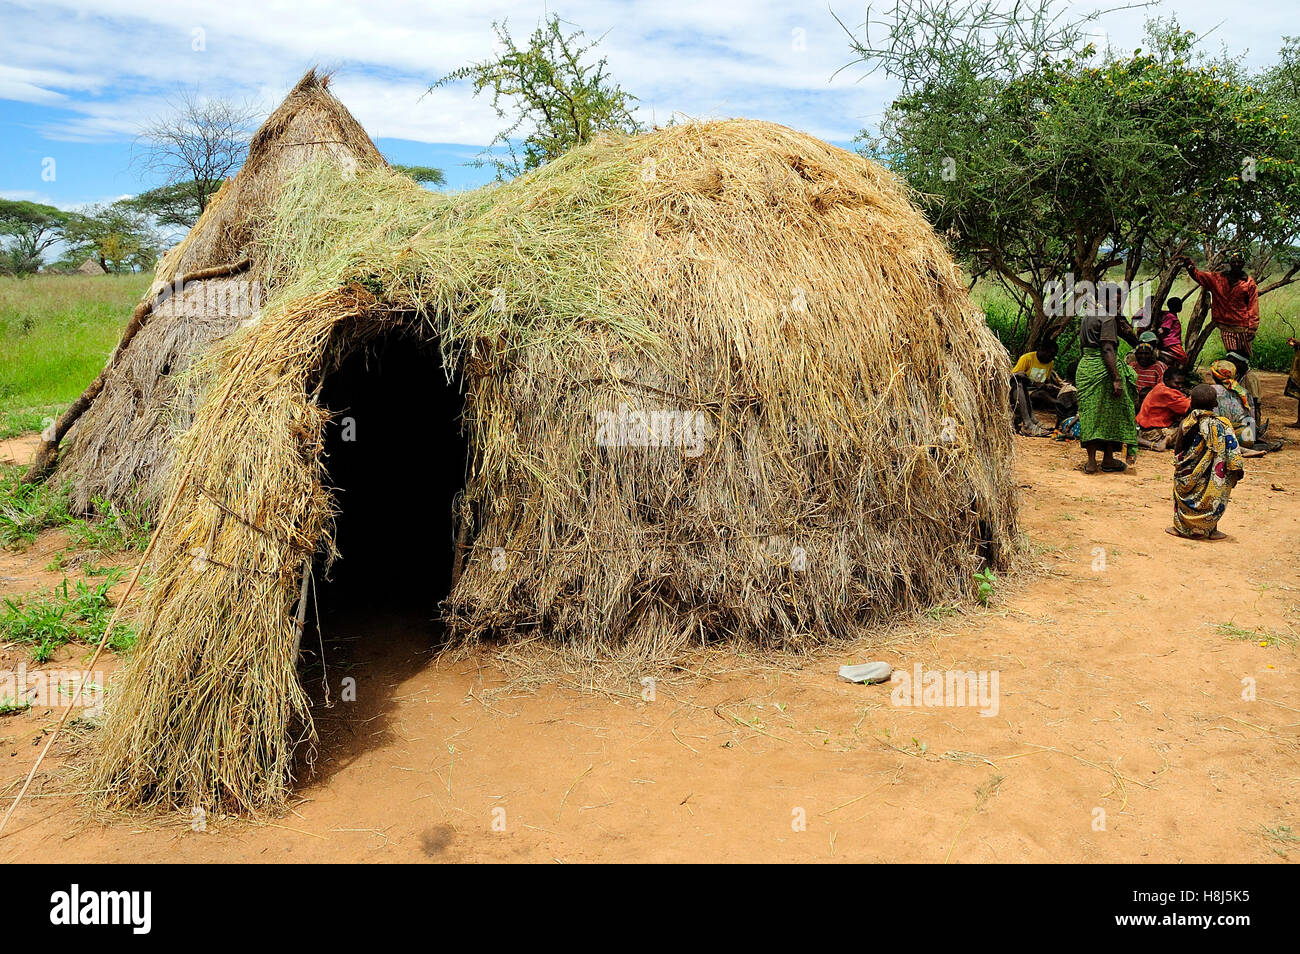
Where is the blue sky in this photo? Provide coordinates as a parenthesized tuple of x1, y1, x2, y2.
(1, 0, 1294, 213)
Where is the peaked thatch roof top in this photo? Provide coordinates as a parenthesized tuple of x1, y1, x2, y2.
(152, 69, 383, 291)
(42, 69, 385, 513)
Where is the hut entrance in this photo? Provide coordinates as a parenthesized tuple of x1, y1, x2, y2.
(314, 334, 468, 625)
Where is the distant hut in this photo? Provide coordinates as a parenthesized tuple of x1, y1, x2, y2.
(76, 258, 106, 276)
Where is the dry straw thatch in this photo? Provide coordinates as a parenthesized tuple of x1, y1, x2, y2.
(83, 110, 1018, 813)
(36, 71, 382, 513)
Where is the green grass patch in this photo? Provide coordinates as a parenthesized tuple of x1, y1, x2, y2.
(66, 498, 151, 554)
(1, 464, 150, 553)
(0, 574, 136, 663)
(0, 405, 58, 440)
(0, 465, 73, 547)
(0, 272, 146, 428)
(1213, 621, 1297, 648)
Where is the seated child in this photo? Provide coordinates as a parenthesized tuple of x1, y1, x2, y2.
(1009, 339, 1061, 436)
(1210, 359, 1256, 446)
(1224, 350, 1263, 429)
(1135, 366, 1190, 451)
(1053, 413, 1080, 442)
(1168, 384, 1245, 541)
(1126, 334, 1166, 410)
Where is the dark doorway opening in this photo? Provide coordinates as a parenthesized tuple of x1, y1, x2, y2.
(313, 332, 468, 623)
(298, 332, 468, 782)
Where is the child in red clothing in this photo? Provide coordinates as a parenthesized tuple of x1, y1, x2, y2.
(1153, 297, 1188, 364)
(1126, 336, 1167, 410)
(1136, 366, 1191, 451)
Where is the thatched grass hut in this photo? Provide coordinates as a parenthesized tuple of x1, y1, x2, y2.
(28, 71, 383, 513)
(79, 98, 1018, 813)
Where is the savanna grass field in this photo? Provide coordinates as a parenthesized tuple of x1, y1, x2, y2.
(2, 0, 1300, 927)
(0, 274, 149, 439)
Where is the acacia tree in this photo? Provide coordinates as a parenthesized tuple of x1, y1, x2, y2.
(1129, 26, 1300, 364)
(63, 202, 159, 274)
(389, 163, 447, 186)
(122, 180, 223, 230)
(845, 0, 1149, 343)
(0, 199, 69, 274)
(432, 15, 642, 179)
(134, 93, 257, 222)
(843, 1, 1300, 359)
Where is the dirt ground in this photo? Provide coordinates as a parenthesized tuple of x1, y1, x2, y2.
(1, 377, 1297, 863)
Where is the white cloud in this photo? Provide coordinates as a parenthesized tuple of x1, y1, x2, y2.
(0, 188, 134, 211)
(0, 0, 1293, 148)
(0, 189, 58, 203)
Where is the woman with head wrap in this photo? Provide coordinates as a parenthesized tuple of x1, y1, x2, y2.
(1168, 385, 1245, 540)
(1210, 359, 1255, 446)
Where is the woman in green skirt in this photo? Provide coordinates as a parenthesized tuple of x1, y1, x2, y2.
(1076, 293, 1138, 473)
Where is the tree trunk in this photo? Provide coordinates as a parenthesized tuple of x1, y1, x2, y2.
(1181, 288, 1214, 370)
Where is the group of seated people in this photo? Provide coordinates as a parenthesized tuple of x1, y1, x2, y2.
(1006, 295, 1292, 541)
(1009, 304, 1276, 458)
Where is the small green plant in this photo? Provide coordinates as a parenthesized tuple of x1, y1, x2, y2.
(0, 466, 73, 548)
(1261, 823, 1300, 858)
(973, 567, 997, 606)
(1214, 621, 1297, 648)
(0, 574, 135, 662)
(0, 699, 31, 716)
(67, 496, 151, 553)
(925, 602, 960, 620)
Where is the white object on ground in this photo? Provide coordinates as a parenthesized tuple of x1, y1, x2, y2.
(838, 662, 893, 684)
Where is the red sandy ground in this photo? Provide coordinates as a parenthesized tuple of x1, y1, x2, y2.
(0, 376, 1297, 863)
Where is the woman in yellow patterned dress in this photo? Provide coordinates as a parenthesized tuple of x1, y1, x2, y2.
(1168, 385, 1245, 541)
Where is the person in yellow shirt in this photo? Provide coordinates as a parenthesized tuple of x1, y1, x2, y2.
(1010, 339, 1063, 436)
(1011, 343, 1056, 386)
